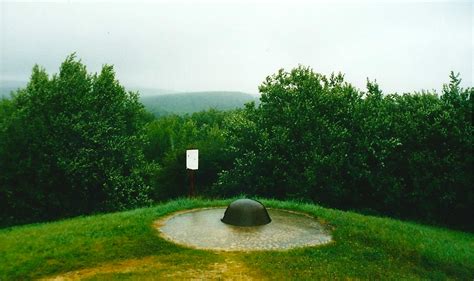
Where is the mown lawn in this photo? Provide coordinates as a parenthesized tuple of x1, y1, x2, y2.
(1, 198, 473, 280)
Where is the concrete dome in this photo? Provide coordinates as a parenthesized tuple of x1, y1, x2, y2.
(221, 199, 271, 226)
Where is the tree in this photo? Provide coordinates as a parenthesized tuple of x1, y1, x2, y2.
(0, 54, 151, 226)
(143, 109, 233, 200)
(215, 66, 473, 230)
(216, 66, 362, 202)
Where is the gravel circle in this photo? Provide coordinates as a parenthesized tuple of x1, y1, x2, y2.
(155, 208, 332, 251)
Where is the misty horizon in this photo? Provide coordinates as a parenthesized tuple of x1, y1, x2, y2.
(1, 1, 472, 95)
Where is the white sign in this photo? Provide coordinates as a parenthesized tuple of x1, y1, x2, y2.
(186, 149, 199, 170)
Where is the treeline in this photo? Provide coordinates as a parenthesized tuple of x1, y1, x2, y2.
(0, 57, 472, 230)
(143, 109, 233, 200)
(214, 68, 473, 230)
(148, 67, 473, 230)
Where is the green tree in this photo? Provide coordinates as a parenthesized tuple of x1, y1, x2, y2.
(216, 66, 473, 230)
(143, 109, 233, 200)
(0, 55, 151, 226)
(216, 67, 362, 201)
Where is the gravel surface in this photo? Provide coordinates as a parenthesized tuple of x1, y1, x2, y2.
(156, 208, 332, 251)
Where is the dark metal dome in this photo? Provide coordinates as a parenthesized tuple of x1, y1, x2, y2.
(221, 199, 272, 226)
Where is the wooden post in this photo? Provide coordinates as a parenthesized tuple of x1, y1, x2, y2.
(188, 169, 195, 197)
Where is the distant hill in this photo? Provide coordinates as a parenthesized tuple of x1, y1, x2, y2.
(140, 91, 259, 116)
(0, 83, 176, 99)
(1, 83, 260, 116)
(128, 87, 177, 96)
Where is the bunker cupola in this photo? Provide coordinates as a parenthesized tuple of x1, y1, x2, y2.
(221, 199, 271, 227)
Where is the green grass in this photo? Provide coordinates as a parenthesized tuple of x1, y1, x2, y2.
(1, 198, 473, 280)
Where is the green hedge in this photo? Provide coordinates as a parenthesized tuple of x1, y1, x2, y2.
(214, 67, 473, 230)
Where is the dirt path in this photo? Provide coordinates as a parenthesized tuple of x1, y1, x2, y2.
(40, 254, 264, 280)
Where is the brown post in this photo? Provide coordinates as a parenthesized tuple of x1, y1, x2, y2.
(189, 169, 195, 197)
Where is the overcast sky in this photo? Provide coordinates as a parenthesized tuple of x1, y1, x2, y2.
(0, 0, 472, 95)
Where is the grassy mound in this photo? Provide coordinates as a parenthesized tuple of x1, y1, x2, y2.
(1, 198, 473, 279)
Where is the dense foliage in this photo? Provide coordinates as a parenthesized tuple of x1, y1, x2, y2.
(1, 57, 471, 231)
(0, 55, 151, 226)
(214, 67, 473, 230)
(143, 109, 233, 200)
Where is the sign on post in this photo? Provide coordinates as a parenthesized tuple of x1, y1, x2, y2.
(186, 149, 199, 170)
(186, 149, 198, 197)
